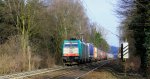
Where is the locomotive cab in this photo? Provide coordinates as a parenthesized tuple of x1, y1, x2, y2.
(62, 40, 80, 65)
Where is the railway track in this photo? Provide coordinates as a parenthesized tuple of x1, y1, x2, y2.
(46, 67, 82, 79)
(0, 66, 74, 79)
(0, 60, 112, 79)
(31, 60, 111, 79)
(75, 60, 109, 79)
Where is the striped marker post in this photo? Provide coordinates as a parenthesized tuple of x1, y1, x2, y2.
(123, 42, 129, 59)
(121, 42, 129, 77)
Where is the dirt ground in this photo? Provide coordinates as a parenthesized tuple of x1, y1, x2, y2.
(81, 68, 145, 79)
(81, 69, 117, 79)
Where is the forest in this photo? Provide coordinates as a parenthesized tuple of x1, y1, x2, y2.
(0, 0, 109, 74)
(117, 0, 150, 77)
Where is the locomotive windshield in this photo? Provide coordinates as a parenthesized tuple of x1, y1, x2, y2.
(64, 43, 78, 48)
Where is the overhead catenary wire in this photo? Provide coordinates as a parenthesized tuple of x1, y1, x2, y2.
(134, 0, 150, 10)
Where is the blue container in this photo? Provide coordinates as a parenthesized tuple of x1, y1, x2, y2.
(89, 44, 94, 57)
(87, 43, 94, 58)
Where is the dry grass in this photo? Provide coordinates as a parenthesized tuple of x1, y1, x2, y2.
(46, 56, 55, 68)
(0, 52, 42, 74)
(0, 36, 55, 74)
(0, 36, 22, 74)
(125, 56, 141, 72)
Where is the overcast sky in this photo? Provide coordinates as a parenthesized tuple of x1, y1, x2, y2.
(83, 0, 120, 47)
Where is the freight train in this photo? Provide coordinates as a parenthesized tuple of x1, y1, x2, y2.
(62, 39, 108, 65)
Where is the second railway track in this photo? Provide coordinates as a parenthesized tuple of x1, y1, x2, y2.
(0, 66, 75, 79)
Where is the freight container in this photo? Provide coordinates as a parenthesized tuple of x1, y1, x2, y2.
(87, 43, 94, 61)
(93, 47, 98, 61)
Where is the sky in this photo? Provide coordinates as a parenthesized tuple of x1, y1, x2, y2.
(83, 0, 120, 47)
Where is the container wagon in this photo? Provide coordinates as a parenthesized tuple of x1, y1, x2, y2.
(101, 51, 107, 60)
(80, 42, 89, 63)
(97, 49, 101, 61)
(107, 53, 114, 60)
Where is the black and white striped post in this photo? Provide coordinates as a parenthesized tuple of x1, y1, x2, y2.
(121, 42, 129, 77)
(121, 42, 129, 61)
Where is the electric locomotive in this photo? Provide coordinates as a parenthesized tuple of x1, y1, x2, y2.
(62, 39, 90, 65)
